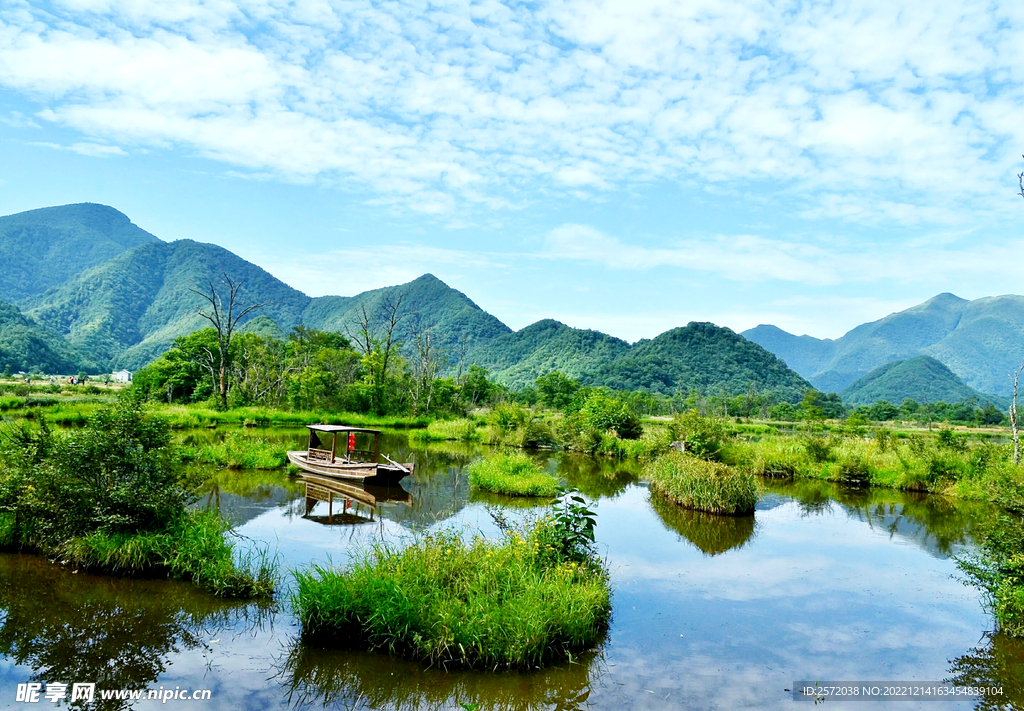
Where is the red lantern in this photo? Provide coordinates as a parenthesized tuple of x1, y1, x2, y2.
(348, 433, 356, 452)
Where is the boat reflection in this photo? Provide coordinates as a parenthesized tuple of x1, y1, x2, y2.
(300, 475, 412, 525)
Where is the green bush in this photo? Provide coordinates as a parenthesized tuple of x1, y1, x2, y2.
(646, 451, 758, 515)
(670, 409, 726, 460)
(958, 516, 1024, 638)
(0, 394, 276, 598)
(293, 521, 610, 668)
(804, 436, 834, 463)
(467, 452, 559, 497)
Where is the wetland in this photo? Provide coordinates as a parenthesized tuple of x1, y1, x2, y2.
(0, 427, 1021, 710)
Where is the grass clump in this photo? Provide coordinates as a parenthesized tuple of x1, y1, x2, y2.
(293, 516, 609, 669)
(179, 432, 287, 469)
(646, 451, 758, 515)
(467, 452, 560, 497)
(0, 393, 276, 598)
(59, 509, 277, 598)
(409, 418, 480, 442)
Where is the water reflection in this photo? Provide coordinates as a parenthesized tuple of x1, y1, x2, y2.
(762, 479, 994, 558)
(553, 453, 640, 499)
(0, 553, 258, 711)
(648, 494, 756, 555)
(947, 632, 1024, 710)
(280, 644, 602, 711)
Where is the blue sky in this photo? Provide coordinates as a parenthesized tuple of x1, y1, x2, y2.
(1, 0, 1023, 342)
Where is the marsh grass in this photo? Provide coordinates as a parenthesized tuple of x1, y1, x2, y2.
(467, 452, 560, 497)
(179, 432, 287, 470)
(409, 418, 481, 442)
(58, 510, 277, 598)
(646, 451, 758, 515)
(723, 434, 1024, 502)
(152, 405, 429, 430)
(293, 524, 610, 669)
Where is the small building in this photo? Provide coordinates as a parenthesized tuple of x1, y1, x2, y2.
(111, 369, 132, 383)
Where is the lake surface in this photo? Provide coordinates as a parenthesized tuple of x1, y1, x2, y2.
(0, 429, 1021, 710)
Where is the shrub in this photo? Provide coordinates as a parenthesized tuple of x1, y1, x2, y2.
(835, 456, 870, 487)
(0, 393, 276, 598)
(293, 521, 611, 668)
(958, 516, 1024, 638)
(670, 410, 726, 460)
(646, 451, 758, 516)
(467, 452, 559, 497)
(804, 436, 834, 463)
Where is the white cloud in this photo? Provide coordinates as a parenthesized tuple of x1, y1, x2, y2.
(542, 223, 1024, 294)
(0, 110, 39, 128)
(27, 140, 126, 156)
(0, 0, 1021, 220)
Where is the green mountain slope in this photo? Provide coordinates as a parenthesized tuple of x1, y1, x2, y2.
(0, 300, 89, 374)
(921, 295, 1024, 397)
(466, 319, 631, 389)
(302, 274, 512, 363)
(586, 322, 811, 402)
(27, 240, 311, 370)
(740, 324, 836, 376)
(841, 355, 1002, 406)
(744, 292, 1024, 397)
(0, 204, 158, 305)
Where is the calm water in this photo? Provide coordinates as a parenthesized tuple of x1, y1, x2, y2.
(0, 429, 1021, 710)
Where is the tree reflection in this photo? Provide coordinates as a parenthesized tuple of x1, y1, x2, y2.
(649, 494, 756, 555)
(0, 553, 257, 711)
(280, 643, 604, 711)
(947, 632, 1024, 710)
(555, 453, 639, 499)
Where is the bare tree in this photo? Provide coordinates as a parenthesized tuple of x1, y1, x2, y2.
(344, 293, 406, 413)
(1018, 157, 1024, 200)
(1012, 364, 1024, 465)
(410, 328, 448, 415)
(190, 274, 266, 409)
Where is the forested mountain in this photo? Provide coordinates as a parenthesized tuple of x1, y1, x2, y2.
(466, 319, 631, 389)
(302, 274, 511, 361)
(585, 322, 812, 402)
(841, 356, 1004, 407)
(0, 204, 158, 304)
(0, 300, 89, 374)
(744, 293, 1024, 397)
(14, 202, 1012, 407)
(27, 240, 311, 371)
(14, 206, 509, 373)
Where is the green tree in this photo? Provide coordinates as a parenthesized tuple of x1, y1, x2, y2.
(536, 371, 580, 410)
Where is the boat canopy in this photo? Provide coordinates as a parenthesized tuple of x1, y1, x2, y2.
(305, 425, 381, 435)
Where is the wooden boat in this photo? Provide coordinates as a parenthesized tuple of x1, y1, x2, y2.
(286, 424, 414, 485)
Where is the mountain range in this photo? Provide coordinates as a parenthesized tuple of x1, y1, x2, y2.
(743, 292, 1024, 398)
(0, 203, 1016, 407)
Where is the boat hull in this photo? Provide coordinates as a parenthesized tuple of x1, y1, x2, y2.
(287, 451, 413, 485)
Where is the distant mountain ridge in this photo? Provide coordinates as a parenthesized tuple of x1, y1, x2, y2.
(840, 355, 1004, 407)
(744, 292, 1024, 398)
(0, 203, 813, 400)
